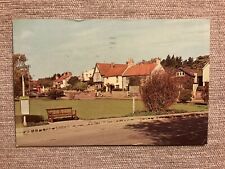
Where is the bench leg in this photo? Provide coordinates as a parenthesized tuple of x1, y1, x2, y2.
(48, 117, 54, 123)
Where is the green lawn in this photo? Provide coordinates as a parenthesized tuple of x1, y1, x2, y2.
(15, 98, 208, 126)
(169, 103, 208, 113)
(15, 98, 146, 120)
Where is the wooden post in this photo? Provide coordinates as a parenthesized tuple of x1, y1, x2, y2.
(22, 75, 25, 97)
(132, 96, 135, 114)
(23, 115, 27, 127)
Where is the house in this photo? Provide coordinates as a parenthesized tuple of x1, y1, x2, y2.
(193, 62, 210, 99)
(81, 68, 94, 82)
(172, 62, 210, 99)
(202, 62, 210, 86)
(92, 58, 164, 92)
(53, 72, 72, 88)
(93, 62, 129, 92)
(174, 67, 198, 90)
(30, 80, 42, 95)
(122, 58, 164, 89)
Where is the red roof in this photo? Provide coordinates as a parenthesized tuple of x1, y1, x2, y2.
(97, 63, 128, 77)
(123, 63, 157, 77)
(55, 72, 72, 82)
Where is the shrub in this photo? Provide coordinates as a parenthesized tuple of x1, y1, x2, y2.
(47, 88, 64, 99)
(140, 72, 179, 112)
(16, 115, 45, 127)
(97, 86, 106, 92)
(113, 88, 123, 91)
(179, 89, 192, 103)
(72, 82, 88, 91)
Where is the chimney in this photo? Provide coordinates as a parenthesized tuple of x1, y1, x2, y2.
(126, 58, 134, 67)
(155, 58, 161, 65)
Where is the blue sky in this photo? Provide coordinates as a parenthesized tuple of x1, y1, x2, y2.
(13, 19, 210, 79)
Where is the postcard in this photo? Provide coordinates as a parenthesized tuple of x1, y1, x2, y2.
(13, 19, 209, 146)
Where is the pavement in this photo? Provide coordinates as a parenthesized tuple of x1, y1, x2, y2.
(16, 112, 208, 146)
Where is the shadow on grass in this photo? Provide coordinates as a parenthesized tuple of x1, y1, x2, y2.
(16, 115, 48, 127)
(124, 115, 208, 146)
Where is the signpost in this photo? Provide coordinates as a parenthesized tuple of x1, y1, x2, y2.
(20, 73, 30, 127)
(129, 86, 140, 114)
(20, 96, 30, 127)
(17, 55, 30, 127)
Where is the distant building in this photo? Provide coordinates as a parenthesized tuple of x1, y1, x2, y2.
(202, 62, 210, 86)
(193, 62, 210, 99)
(82, 68, 94, 82)
(53, 72, 72, 88)
(171, 61, 210, 100)
(30, 80, 41, 94)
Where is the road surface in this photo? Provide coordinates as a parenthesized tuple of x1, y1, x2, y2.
(16, 114, 208, 146)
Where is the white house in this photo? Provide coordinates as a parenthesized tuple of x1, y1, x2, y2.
(93, 62, 129, 91)
(192, 62, 210, 99)
(82, 68, 94, 82)
(202, 62, 210, 86)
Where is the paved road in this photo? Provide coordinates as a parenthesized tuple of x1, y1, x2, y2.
(16, 114, 208, 146)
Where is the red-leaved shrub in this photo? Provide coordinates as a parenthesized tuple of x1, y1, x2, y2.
(140, 72, 179, 112)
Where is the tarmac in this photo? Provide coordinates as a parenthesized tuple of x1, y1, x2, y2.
(16, 112, 208, 146)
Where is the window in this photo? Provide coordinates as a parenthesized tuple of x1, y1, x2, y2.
(176, 72, 185, 77)
(116, 76, 119, 83)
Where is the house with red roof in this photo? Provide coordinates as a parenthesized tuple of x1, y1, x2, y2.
(53, 72, 72, 88)
(93, 62, 130, 92)
(92, 58, 164, 92)
(122, 58, 164, 89)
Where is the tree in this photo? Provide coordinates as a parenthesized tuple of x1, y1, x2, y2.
(47, 88, 64, 100)
(51, 73, 61, 80)
(72, 82, 87, 91)
(192, 55, 209, 69)
(13, 54, 30, 98)
(162, 55, 184, 68)
(129, 76, 141, 86)
(171, 55, 176, 67)
(165, 54, 171, 67)
(68, 76, 79, 86)
(38, 77, 53, 88)
(140, 73, 179, 112)
(179, 89, 192, 103)
(175, 56, 182, 68)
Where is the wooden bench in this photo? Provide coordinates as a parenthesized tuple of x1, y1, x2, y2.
(46, 107, 78, 123)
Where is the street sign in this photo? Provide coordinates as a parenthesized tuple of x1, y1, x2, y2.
(20, 96, 30, 115)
